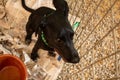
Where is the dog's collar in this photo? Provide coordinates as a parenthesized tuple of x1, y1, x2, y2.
(44, 12, 54, 18)
(41, 31, 49, 46)
(40, 12, 55, 46)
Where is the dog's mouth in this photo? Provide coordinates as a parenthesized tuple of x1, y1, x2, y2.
(55, 48, 80, 64)
(55, 48, 67, 62)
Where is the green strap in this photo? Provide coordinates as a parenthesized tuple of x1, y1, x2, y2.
(72, 22, 80, 31)
(41, 31, 49, 46)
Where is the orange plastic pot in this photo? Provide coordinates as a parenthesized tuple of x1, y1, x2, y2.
(0, 54, 27, 80)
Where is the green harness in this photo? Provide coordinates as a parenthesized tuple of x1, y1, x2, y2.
(40, 12, 54, 46)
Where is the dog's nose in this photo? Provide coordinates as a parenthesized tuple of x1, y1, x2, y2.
(71, 57, 80, 63)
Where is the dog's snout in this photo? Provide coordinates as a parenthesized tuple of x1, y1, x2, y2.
(70, 51, 80, 63)
(71, 57, 80, 63)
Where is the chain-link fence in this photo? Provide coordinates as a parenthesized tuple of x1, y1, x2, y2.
(58, 0, 120, 80)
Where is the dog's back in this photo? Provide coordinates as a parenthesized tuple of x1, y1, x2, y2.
(21, 0, 69, 36)
(21, 0, 69, 16)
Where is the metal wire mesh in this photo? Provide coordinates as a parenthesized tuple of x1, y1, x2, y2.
(58, 0, 120, 80)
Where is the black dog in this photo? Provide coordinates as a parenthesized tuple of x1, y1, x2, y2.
(21, 0, 80, 63)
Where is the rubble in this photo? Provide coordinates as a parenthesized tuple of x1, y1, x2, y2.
(0, 0, 63, 80)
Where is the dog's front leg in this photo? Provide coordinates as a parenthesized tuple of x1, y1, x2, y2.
(31, 39, 41, 61)
(25, 21, 34, 45)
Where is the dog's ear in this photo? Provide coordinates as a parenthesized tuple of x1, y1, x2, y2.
(53, 0, 69, 17)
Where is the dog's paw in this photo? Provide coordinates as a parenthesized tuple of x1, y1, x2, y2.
(48, 51, 56, 57)
(31, 53, 39, 61)
(25, 39, 31, 45)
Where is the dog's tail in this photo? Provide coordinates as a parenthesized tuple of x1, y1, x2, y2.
(21, 0, 35, 13)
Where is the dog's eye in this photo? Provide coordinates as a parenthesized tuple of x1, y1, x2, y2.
(57, 38, 63, 43)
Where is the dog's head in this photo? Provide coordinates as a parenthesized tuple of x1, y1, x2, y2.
(40, 0, 80, 63)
